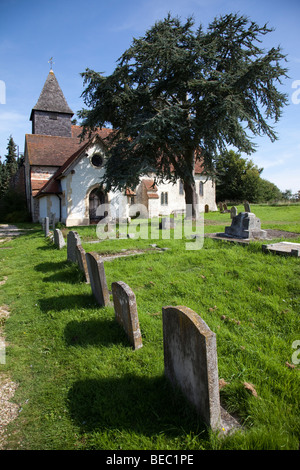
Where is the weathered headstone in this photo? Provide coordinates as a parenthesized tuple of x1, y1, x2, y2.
(218, 202, 223, 212)
(230, 206, 238, 219)
(160, 217, 176, 230)
(162, 305, 221, 431)
(44, 217, 49, 237)
(76, 244, 90, 283)
(244, 201, 251, 212)
(50, 212, 56, 230)
(86, 252, 110, 306)
(67, 231, 81, 263)
(111, 281, 142, 350)
(223, 212, 267, 239)
(53, 228, 66, 249)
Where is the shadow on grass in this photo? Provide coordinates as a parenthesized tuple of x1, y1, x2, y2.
(38, 293, 97, 312)
(64, 318, 129, 348)
(35, 261, 85, 284)
(67, 374, 208, 440)
(35, 260, 70, 273)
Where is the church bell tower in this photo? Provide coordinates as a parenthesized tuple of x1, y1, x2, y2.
(30, 67, 74, 137)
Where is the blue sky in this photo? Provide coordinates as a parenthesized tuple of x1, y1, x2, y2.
(0, 0, 299, 193)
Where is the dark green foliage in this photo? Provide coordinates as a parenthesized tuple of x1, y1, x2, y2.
(0, 135, 29, 222)
(215, 149, 282, 203)
(0, 135, 20, 197)
(79, 13, 288, 213)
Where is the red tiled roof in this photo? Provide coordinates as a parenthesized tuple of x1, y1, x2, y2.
(143, 179, 158, 192)
(26, 126, 113, 167)
(31, 180, 49, 191)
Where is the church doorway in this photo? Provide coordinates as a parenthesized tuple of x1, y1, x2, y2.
(89, 187, 107, 224)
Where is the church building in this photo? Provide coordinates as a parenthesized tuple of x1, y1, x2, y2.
(24, 69, 217, 226)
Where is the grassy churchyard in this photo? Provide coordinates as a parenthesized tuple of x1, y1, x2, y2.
(0, 204, 299, 450)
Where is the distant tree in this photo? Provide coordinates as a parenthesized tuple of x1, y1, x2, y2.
(0, 136, 20, 199)
(5, 135, 18, 175)
(281, 189, 293, 201)
(216, 149, 282, 202)
(215, 149, 262, 202)
(79, 13, 288, 217)
(257, 178, 282, 202)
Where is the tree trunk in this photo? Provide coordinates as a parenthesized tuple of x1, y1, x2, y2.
(184, 180, 197, 219)
(183, 148, 197, 219)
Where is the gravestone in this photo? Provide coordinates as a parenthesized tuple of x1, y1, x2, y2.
(262, 241, 300, 257)
(223, 212, 267, 239)
(67, 231, 81, 263)
(86, 252, 110, 306)
(50, 213, 56, 230)
(162, 305, 221, 431)
(244, 201, 251, 212)
(53, 228, 66, 249)
(230, 206, 238, 219)
(218, 202, 223, 212)
(76, 245, 90, 283)
(111, 281, 142, 350)
(44, 217, 49, 237)
(160, 217, 176, 230)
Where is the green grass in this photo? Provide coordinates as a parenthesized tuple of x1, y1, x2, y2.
(0, 204, 299, 450)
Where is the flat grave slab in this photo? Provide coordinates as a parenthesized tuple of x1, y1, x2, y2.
(262, 241, 300, 257)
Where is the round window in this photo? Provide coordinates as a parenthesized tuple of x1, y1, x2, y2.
(91, 154, 103, 168)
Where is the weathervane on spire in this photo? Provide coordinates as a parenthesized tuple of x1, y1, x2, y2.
(48, 57, 55, 71)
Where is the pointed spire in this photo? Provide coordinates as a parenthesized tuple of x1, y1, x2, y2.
(31, 70, 74, 116)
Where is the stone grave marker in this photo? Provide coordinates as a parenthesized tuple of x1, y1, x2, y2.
(244, 201, 251, 212)
(111, 281, 142, 350)
(54, 228, 66, 249)
(221, 212, 267, 239)
(160, 217, 176, 230)
(86, 252, 110, 306)
(262, 241, 300, 257)
(76, 244, 90, 282)
(162, 305, 221, 431)
(67, 231, 81, 263)
(50, 213, 56, 230)
(230, 206, 238, 219)
(44, 217, 49, 237)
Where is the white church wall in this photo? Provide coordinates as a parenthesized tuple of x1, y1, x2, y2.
(138, 175, 217, 217)
(38, 194, 61, 223)
(61, 143, 127, 226)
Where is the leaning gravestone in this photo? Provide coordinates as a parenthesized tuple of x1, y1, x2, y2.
(162, 305, 221, 431)
(75, 244, 90, 283)
(111, 281, 142, 350)
(54, 228, 66, 249)
(67, 231, 81, 263)
(86, 252, 110, 306)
